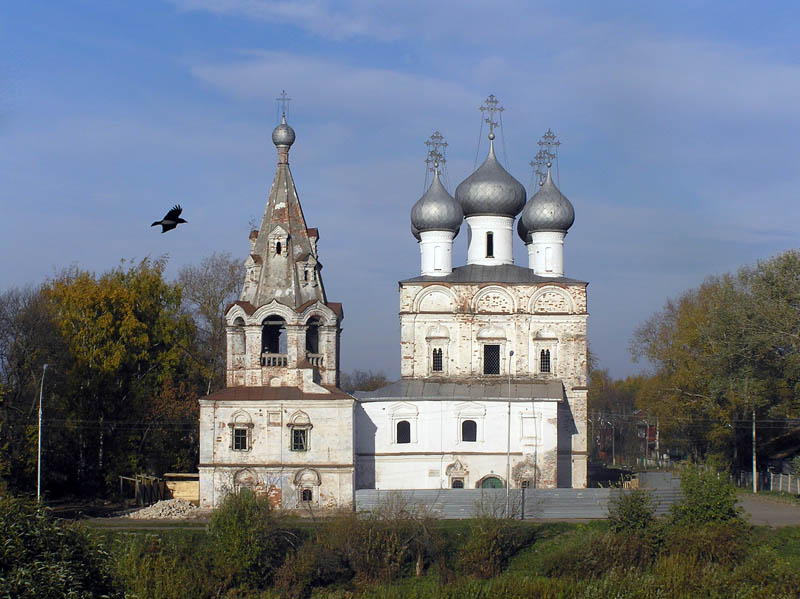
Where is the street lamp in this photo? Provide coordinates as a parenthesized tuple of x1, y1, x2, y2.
(37, 364, 48, 503)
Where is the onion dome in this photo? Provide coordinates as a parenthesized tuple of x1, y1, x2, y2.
(455, 139, 526, 218)
(411, 170, 463, 235)
(519, 169, 575, 238)
(411, 222, 421, 241)
(272, 114, 296, 148)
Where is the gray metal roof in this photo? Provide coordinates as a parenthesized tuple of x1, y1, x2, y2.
(455, 141, 526, 218)
(411, 170, 463, 234)
(400, 263, 586, 285)
(520, 169, 574, 234)
(355, 378, 565, 401)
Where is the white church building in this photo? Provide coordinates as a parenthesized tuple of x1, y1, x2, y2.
(198, 95, 588, 509)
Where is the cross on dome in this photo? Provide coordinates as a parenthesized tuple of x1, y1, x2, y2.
(425, 130, 448, 173)
(479, 94, 504, 140)
(276, 89, 292, 116)
(537, 128, 560, 167)
(530, 148, 550, 187)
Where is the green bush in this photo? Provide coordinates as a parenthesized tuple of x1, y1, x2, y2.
(273, 541, 352, 599)
(208, 491, 298, 590)
(112, 531, 219, 599)
(663, 521, 749, 566)
(670, 464, 742, 526)
(0, 496, 122, 599)
(608, 488, 657, 533)
(455, 518, 538, 579)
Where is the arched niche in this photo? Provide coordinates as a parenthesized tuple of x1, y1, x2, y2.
(529, 286, 576, 314)
(472, 286, 516, 314)
(413, 286, 456, 313)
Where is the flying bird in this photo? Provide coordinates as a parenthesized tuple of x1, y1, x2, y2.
(151, 205, 187, 233)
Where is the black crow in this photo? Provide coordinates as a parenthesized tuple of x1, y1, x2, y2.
(151, 205, 187, 233)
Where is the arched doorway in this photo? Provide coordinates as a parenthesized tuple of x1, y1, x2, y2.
(478, 476, 504, 489)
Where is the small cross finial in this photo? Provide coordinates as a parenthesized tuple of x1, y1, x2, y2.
(276, 89, 292, 116)
(533, 128, 560, 183)
(479, 94, 504, 139)
(424, 130, 448, 174)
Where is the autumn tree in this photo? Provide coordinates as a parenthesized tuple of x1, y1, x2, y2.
(339, 370, 389, 393)
(631, 250, 800, 468)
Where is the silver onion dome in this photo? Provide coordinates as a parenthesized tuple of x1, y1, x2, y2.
(411, 222, 421, 241)
(272, 114, 296, 147)
(455, 141, 526, 218)
(410, 170, 463, 235)
(519, 169, 575, 237)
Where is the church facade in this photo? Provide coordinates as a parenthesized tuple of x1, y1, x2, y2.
(199, 95, 588, 510)
(356, 99, 588, 490)
(198, 114, 354, 509)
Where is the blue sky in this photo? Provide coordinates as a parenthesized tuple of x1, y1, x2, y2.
(2, 1, 800, 379)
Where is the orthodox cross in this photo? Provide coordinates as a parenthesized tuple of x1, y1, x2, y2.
(425, 131, 448, 173)
(529, 148, 550, 187)
(537, 128, 560, 166)
(276, 90, 292, 116)
(479, 94, 504, 139)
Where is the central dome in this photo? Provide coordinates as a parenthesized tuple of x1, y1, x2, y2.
(455, 142, 526, 218)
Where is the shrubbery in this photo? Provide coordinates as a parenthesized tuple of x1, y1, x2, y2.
(0, 497, 122, 599)
(670, 464, 742, 526)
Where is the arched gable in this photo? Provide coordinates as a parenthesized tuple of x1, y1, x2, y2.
(225, 303, 251, 325)
(252, 300, 298, 325)
(454, 401, 486, 418)
(476, 324, 507, 340)
(298, 301, 337, 326)
(425, 324, 450, 340)
(293, 468, 321, 486)
(472, 286, 516, 313)
(529, 286, 576, 314)
(413, 285, 457, 313)
(388, 402, 418, 418)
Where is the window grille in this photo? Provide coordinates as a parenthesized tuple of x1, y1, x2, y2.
(483, 344, 500, 375)
(292, 428, 308, 451)
(451, 479, 464, 489)
(396, 420, 411, 444)
(462, 419, 477, 442)
(233, 428, 248, 451)
(540, 349, 551, 373)
(432, 348, 443, 372)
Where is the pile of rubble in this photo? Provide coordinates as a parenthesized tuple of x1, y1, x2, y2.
(126, 498, 200, 520)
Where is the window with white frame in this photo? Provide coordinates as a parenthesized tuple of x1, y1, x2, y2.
(390, 403, 418, 444)
(228, 411, 254, 452)
(288, 411, 312, 452)
(462, 419, 477, 442)
(396, 420, 411, 444)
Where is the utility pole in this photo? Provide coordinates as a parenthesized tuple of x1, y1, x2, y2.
(506, 350, 514, 517)
(752, 408, 757, 494)
(37, 364, 48, 503)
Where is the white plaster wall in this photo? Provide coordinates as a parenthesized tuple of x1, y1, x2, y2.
(529, 231, 566, 276)
(465, 216, 514, 265)
(199, 398, 355, 508)
(355, 400, 559, 489)
(419, 230, 455, 276)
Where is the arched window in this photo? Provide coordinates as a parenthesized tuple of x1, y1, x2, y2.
(540, 349, 551, 373)
(232, 317, 246, 354)
(396, 420, 411, 444)
(432, 348, 443, 372)
(480, 476, 504, 489)
(262, 315, 287, 360)
(301, 488, 312, 502)
(452, 479, 464, 489)
(462, 419, 477, 442)
(486, 232, 494, 258)
(306, 317, 320, 354)
(276, 241, 282, 255)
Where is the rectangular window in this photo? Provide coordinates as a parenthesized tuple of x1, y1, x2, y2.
(432, 348, 443, 372)
(486, 232, 494, 258)
(233, 428, 248, 451)
(483, 344, 500, 375)
(540, 349, 551, 373)
(292, 428, 308, 451)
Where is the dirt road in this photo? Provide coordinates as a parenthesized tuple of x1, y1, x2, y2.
(738, 493, 800, 527)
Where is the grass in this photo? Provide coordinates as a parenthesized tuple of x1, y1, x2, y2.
(737, 487, 800, 505)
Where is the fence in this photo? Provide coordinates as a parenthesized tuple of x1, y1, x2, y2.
(733, 470, 800, 495)
(355, 486, 682, 520)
